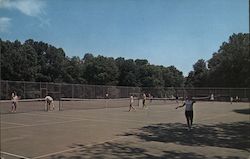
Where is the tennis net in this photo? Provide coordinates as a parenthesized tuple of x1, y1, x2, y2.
(192, 96, 211, 101)
(144, 96, 211, 106)
(0, 98, 47, 114)
(59, 98, 139, 111)
(145, 97, 179, 106)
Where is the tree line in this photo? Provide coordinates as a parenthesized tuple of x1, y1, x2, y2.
(185, 33, 249, 87)
(1, 33, 249, 87)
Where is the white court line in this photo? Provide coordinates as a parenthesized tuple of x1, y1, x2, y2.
(1, 121, 30, 126)
(1, 119, 86, 130)
(2, 136, 28, 142)
(1, 112, 235, 130)
(1, 116, 146, 130)
(13, 112, 148, 125)
(32, 136, 126, 159)
(21, 112, 84, 120)
(0, 151, 30, 159)
(5, 104, 233, 130)
(31, 148, 78, 159)
(199, 113, 236, 122)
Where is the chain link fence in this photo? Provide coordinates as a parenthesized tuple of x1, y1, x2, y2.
(0, 80, 141, 100)
(1, 80, 249, 102)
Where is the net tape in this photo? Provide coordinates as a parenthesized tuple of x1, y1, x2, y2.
(0, 98, 48, 114)
(59, 97, 139, 111)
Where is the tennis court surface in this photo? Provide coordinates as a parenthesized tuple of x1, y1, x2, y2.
(1, 101, 249, 159)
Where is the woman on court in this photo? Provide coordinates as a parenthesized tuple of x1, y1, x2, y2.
(11, 91, 18, 112)
(176, 96, 196, 131)
(45, 95, 55, 111)
(210, 94, 214, 102)
(129, 95, 136, 112)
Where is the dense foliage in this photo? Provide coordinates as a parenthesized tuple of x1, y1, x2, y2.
(185, 33, 250, 87)
(0, 39, 184, 87)
(1, 33, 249, 87)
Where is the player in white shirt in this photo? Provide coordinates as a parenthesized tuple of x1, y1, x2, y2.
(129, 95, 136, 112)
(11, 92, 18, 112)
(230, 96, 233, 104)
(45, 95, 55, 111)
(210, 94, 214, 101)
(176, 96, 196, 131)
(235, 96, 239, 102)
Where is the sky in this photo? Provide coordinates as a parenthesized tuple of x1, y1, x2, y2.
(0, 0, 249, 76)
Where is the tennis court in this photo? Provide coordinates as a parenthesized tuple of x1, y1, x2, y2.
(1, 99, 249, 159)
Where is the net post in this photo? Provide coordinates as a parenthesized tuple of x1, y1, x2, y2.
(59, 97, 62, 111)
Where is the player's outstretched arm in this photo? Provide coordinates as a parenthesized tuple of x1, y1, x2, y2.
(176, 103, 185, 109)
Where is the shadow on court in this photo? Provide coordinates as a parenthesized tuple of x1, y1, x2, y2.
(49, 143, 244, 159)
(51, 147, 243, 159)
(49, 121, 249, 159)
(233, 108, 250, 115)
(124, 121, 250, 151)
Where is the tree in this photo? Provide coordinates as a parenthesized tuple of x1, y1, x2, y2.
(1, 39, 186, 88)
(185, 59, 208, 87)
(208, 33, 250, 87)
(163, 66, 184, 87)
(64, 56, 86, 84)
(1, 40, 38, 81)
(83, 53, 94, 63)
(84, 56, 119, 85)
(135, 59, 148, 66)
(115, 58, 139, 86)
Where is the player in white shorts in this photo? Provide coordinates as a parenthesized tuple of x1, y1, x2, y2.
(45, 95, 55, 111)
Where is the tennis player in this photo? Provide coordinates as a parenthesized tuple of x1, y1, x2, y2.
(45, 95, 55, 111)
(176, 96, 196, 131)
(11, 92, 18, 112)
(129, 95, 136, 111)
(148, 93, 152, 103)
(210, 94, 214, 101)
(142, 93, 146, 108)
(230, 96, 233, 104)
(175, 94, 179, 103)
(235, 96, 239, 102)
(105, 93, 109, 99)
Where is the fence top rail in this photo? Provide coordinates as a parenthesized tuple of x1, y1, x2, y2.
(1, 80, 250, 90)
(1, 80, 141, 89)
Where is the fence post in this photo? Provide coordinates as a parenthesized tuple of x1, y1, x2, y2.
(23, 82, 26, 99)
(0, 80, 1, 100)
(72, 84, 74, 98)
(244, 88, 247, 99)
(40, 82, 42, 98)
(229, 88, 231, 98)
(6, 81, 9, 99)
